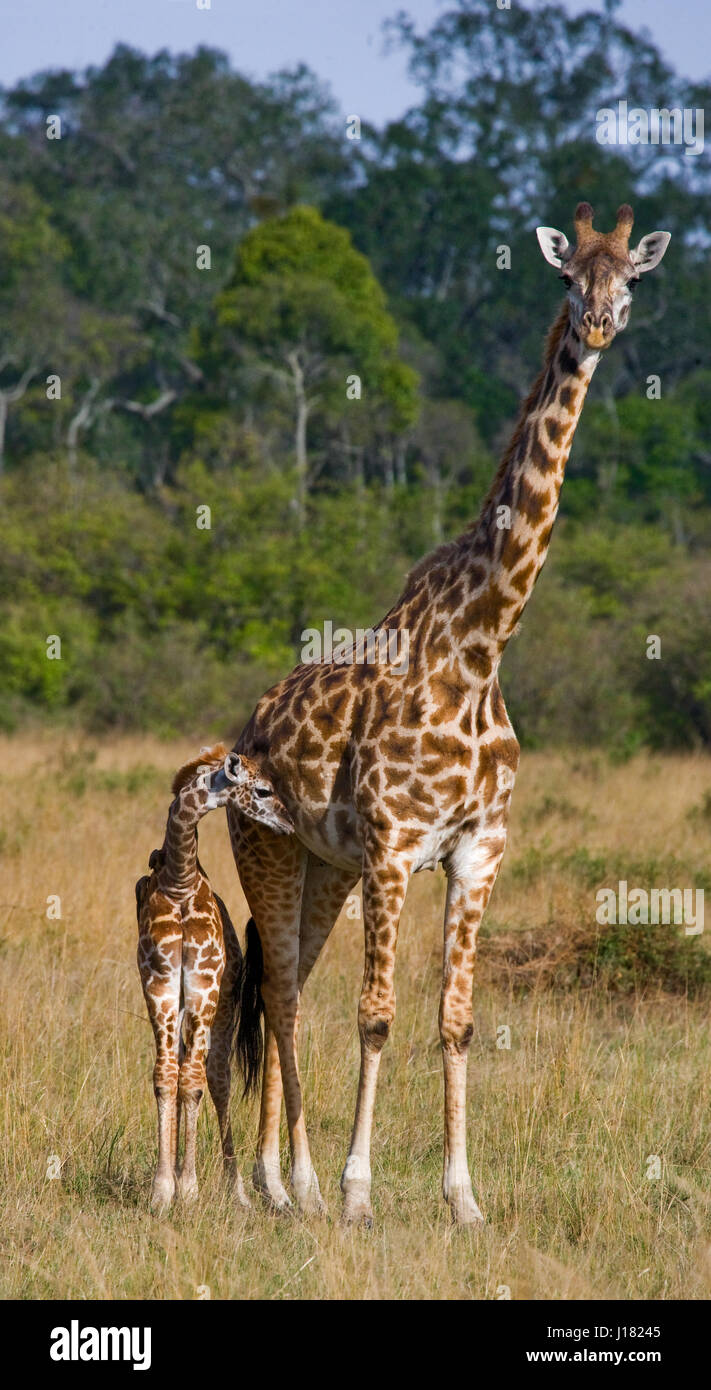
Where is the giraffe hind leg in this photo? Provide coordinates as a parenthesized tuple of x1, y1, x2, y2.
(206, 903, 251, 1208)
(440, 828, 508, 1225)
(137, 915, 182, 1212)
(175, 906, 225, 1203)
(251, 856, 359, 1211)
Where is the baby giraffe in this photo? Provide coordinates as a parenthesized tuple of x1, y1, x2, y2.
(136, 743, 292, 1211)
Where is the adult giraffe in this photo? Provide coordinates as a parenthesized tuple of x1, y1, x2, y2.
(229, 203, 670, 1226)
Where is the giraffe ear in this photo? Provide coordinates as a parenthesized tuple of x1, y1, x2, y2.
(223, 752, 248, 785)
(630, 231, 671, 273)
(536, 226, 572, 269)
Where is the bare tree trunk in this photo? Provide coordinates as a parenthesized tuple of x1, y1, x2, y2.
(0, 364, 38, 473)
(394, 438, 407, 486)
(354, 445, 365, 492)
(432, 473, 444, 545)
(0, 394, 7, 474)
(670, 497, 687, 548)
(67, 378, 101, 470)
(600, 385, 620, 496)
(383, 444, 394, 492)
(425, 454, 444, 544)
(295, 395, 308, 511)
(286, 349, 309, 523)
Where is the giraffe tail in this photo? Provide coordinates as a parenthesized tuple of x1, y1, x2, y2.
(235, 918, 264, 1097)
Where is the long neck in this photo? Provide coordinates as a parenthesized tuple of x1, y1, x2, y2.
(450, 303, 599, 677)
(160, 789, 207, 897)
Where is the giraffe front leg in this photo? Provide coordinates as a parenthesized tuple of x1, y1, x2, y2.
(262, 971, 326, 1217)
(137, 925, 182, 1212)
(252, 859, 359, 1211)
(341, 842, 411, 1228)
(228, 809, 296, 1212)
(176, 920, 224, 1203)
(236, 829, 324, 1215)
(440, 828, 508, 1226)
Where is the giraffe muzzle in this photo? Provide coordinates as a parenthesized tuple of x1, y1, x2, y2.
(268, 806, 295, 835)
(582, 311, 613, 349)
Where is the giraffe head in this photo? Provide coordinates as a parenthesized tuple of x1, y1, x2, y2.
(536, 202, 670, 351)
(204, 749, 294, 835)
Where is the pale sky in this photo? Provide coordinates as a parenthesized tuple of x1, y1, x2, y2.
(0, 1, 708, 125)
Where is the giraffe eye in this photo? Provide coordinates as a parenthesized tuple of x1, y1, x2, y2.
(254, 786, 272, 798)
(559, 273, 573, 288)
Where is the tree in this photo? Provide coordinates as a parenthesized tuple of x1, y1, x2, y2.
(329, 0, 711, 438)
(203, 206, 418, 517)
(0, 47, 350, 477)
(0, 181, 68, 468)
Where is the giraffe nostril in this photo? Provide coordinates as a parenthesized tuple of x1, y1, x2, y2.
(583, 311, 611, 337)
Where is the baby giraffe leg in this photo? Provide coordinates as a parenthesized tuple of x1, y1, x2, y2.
(137, 916, 182, 1211)
(176, 908, 225, 1203)
(206, 909, 250, 1207)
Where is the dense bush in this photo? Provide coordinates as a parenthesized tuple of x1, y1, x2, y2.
(480, 914, 711, 997)
(2, 454, 710, 745)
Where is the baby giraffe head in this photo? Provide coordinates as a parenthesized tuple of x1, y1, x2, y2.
(536, 202, 670, 350)
(203, 749, 294, 835)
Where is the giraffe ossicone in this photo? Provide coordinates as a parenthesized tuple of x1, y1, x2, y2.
(226, 202, 670, 1226)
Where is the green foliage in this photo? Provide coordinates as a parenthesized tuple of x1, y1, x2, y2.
(481, 912, 711, 997)
(1, 453, 710, 748)
(0, 10, 710, 746)
(488, 844, 711, 996)
(0, 178, 71, 429)
(592, 918, 711, 996)
(503, 524, 711, 750)
(204, 205, 419, 471)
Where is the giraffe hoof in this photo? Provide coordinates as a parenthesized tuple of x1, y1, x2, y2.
(340, 1204, 374, 1230)
(252, 1160, 293, 1213)
(340, 1185, 374, 1229)
(291, 1169, 327, 1217)
(175, 1173, 199, 1204)
(222, 1159, 252, 1209)
(232, 1177, 253, 1211)
(447, 1190, 485, 1227)
(257, 1188, 294, 1215)
(150, 1174, 175, 1212)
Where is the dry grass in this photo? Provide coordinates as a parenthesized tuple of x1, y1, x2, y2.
(2, 734, 711, 1300)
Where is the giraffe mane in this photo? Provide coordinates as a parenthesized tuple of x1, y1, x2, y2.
(481, 300, 570, 504)
(171, 743, 229, 797)
(401, 302, 571, 594)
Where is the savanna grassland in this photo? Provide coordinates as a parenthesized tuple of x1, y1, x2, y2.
(2, 734, 711, 1301)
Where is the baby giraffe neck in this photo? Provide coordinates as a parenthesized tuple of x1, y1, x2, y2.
(160, 789, 208, 898)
